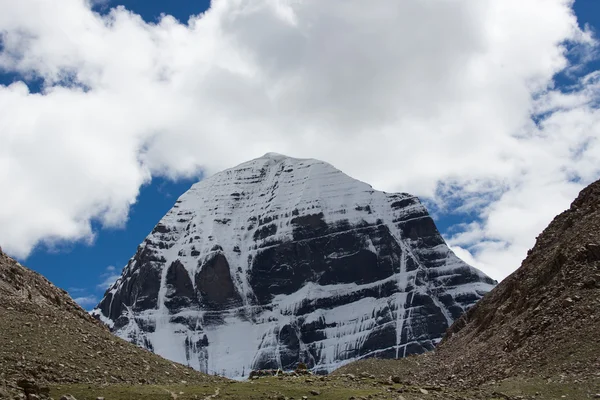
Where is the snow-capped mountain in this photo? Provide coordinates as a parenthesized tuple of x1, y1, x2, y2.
(92, 153, 495, 378)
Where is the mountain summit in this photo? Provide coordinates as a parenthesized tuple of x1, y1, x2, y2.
(92, 154, 495, 377)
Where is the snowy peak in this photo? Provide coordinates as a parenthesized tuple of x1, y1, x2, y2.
(259, 152, 294, 160)
(93, 154, 495, 378)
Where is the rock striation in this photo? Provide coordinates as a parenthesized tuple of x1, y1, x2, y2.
(92, 153, 495, 377)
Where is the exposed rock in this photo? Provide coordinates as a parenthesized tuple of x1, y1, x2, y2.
(92, 153, 494, 377)
(16, 379, 38, 394)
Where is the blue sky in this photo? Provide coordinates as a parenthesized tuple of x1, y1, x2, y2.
(1, 0, 600, 308)
(2, 0, 211, 307)
(94, 0, 211, 23)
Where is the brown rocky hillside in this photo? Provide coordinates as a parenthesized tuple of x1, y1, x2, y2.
(432, 179, 600, 384)
(337, 179, 600, 388)
(0, 249, 224, 397)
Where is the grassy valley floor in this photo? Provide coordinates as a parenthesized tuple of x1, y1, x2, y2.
(45, 374, 600, 400)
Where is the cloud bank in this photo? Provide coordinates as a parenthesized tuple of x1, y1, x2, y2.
(0, 0, 599, 280)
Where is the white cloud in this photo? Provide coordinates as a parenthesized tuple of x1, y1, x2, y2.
(0, 0, 598, 280)
(96, 265, 120, 290)
(73, 295, 99, 308)
(97, 274, 121, 290)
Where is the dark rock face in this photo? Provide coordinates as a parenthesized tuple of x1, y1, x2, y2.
(165, 260, 195, 311)
(195, 253, 242, 310)
(92, 153, 495, 378)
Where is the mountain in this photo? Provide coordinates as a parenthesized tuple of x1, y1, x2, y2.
(429, 178, 600, 383)
(92, 153, 495, 378)
(0, 249, 221, 397)
(337, 179, 600, 387)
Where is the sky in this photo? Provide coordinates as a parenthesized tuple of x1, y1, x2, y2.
(0, 0, 599, 309)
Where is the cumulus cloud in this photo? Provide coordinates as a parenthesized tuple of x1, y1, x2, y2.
(73, 295, 99, 308)
(0, 0, 599, 280)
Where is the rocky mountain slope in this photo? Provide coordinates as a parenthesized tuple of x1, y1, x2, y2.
(0, 249, 223, 397)
(337, 179, 600, 387)
(433, 178, 600, 383)
(92, 153, 495, 378)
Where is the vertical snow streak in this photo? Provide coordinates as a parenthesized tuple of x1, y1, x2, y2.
(395, 251, 408, 358)
(275, 326, 283, 370)
(403, 293, 415, 358)
(430, 294, 453, 329)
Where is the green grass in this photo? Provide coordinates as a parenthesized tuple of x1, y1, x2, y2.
(50, 377, 383, 400)
(492, 376, 600, 400)
(48, 375, 600, 400)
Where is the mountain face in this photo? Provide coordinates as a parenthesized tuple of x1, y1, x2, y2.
(92, 153, 495, 378)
